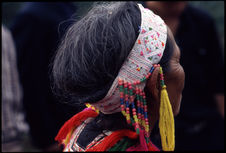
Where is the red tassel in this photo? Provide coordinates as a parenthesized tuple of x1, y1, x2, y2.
(55, 109, 98, 144)
(126, 129, 148, 151)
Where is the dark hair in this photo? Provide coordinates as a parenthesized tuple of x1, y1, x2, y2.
(51, 2, 173, 108)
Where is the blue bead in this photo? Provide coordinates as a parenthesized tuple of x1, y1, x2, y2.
(144, 112, 148, 118)
(126, 101, 129, 107)
(137, 107, 140, 113)
(149, 66, 155, 73)
(140, 108, 144, 114)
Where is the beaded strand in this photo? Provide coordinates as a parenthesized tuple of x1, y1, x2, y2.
(128, 83, 140, 134)
(159, 66, 166, 88)
(118, 65, 158, 146)
(124, 82, 131, 124)
(119, 79, 126, 117)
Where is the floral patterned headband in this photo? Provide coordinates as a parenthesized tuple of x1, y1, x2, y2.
(91, 3, 167, 114)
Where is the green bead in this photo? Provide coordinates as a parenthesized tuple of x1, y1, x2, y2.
(160, 80, 164, 86)
(130, 118, 135, 126)
(140, 78, 145, 82)
(136, 128, 140, 134)
(145, 137, 149, 144)
(140, 96, 143, 102)
(124, 90, 128, 94)
(136, 94, 139, 100)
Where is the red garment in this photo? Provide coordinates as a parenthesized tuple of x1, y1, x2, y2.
(55, 108, 159, 151)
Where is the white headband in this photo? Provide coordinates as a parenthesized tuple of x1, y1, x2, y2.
(92, 3, 167, 114)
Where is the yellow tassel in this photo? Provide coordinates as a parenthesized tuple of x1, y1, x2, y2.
(85, 103, 99, 113)
(159, 85, 175, 151)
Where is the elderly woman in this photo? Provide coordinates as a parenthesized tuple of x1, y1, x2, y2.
(52, 2, 185, 151)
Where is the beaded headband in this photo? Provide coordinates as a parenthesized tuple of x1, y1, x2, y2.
(91, 4, 167, 114)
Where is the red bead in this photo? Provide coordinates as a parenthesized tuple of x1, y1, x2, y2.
(133, 112, 136, 115)
(127, 120, 131, 124)
(118, 78, 122, 84)
(132, 108, 136, 112)
(135, 89, 139, 94)
(124, 82, 128, 87)
(145, 74, 150, 79)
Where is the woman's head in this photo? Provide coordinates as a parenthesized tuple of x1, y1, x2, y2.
(52, 1, 184, 130)
(52, 2, 141, 105)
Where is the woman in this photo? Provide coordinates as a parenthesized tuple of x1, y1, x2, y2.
(52, 2, 185, 151)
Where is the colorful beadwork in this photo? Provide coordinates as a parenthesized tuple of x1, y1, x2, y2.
(90, 4, 167, 115)
(89, 3, 168, 151)
(118, 65, 159, 145)
(159, 65, 165, 88)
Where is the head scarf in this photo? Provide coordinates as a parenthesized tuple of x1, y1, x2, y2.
(92, 4, 167, 114)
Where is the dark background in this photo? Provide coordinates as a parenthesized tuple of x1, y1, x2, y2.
(2, 1, 224, 52)
(1, 1, 224, 151)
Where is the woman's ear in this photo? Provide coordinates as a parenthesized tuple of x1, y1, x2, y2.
(145, 66, 161, 131)
(146, 66, 160, 102)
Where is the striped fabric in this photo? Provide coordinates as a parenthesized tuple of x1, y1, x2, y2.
(1, 25, 29, 143)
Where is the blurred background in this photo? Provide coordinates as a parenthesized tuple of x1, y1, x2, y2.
(2, 1, 224, 50)
(1, 1, 224, 151)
